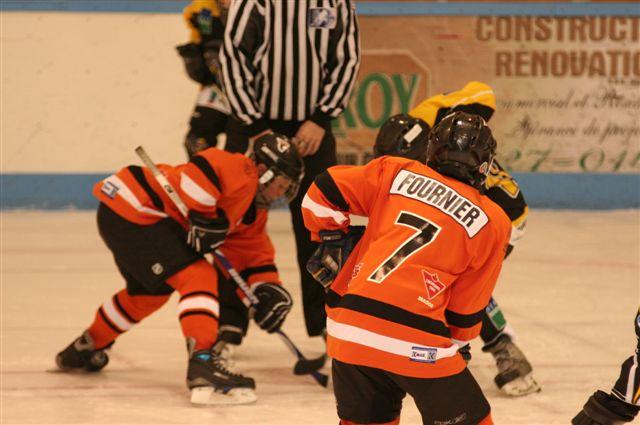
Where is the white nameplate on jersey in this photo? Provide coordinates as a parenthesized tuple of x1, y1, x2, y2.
(101, 181, 119, 199)
(308, 7, 337, 29)
(409, 346, 437, 363)
(390, 170, 488, 238)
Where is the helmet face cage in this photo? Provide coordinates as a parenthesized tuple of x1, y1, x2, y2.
(426, 112, 496, 190)
(251, 134, 304, 208)
(254, 165, 302, 209)
(374, 114, 430, 162)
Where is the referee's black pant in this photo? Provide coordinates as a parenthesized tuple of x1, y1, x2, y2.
(224, 117, 336, 337)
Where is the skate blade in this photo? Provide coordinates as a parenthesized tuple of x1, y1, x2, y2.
(500, 373, 541, 397)
(46, 364, 88, 374)
(190, 387, 257, 406)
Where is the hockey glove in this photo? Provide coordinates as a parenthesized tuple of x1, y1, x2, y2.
(252, 283, 293, 333)
(176, 42, 218, 86)
(306, 226, 366, 289)
(187, 209, 229, 254)
(572, 391, 640, 425)
(458, 344, 472, 364)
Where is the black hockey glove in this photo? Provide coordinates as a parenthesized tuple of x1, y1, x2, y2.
(187, 209, 229, 254)
(252, 283, 293, 333)
(572, 391, 640, 425)
(176, 41, 220, 86)
(306, 226, 366, 289)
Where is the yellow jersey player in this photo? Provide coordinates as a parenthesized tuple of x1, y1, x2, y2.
(177, 0, 231, 157)
(373, 81, 539, 397)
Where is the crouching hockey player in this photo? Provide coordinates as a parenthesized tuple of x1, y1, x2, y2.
(55, 134, 304, 405)
(572, 308, 640, 425)
(303, 112, 510, 424)
(374, 81, 540, 397)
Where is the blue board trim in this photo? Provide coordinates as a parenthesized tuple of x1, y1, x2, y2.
(1, 173, 638, 210)
(1, 174, 107, 210)
(1, 1, 638, 16)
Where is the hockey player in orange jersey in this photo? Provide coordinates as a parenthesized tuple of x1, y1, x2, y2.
(303, 112, 509, 424)
(55, 134, 303, 406)
(374, 81, 540, 397)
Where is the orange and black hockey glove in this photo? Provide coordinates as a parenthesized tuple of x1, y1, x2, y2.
(252, 283, 293, 333)
(187, 209, 229, 254)
(307, 226, 365, 289)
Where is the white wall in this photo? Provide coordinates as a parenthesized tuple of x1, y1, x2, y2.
(1, 12, 200, 172)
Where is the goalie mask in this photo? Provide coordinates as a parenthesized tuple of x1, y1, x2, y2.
(251, 133, 305, 209)
(426, 111, 496, 191)
(374, 114, 431, 162)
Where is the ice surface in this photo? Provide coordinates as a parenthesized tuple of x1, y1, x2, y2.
(1, 209, 639, 424)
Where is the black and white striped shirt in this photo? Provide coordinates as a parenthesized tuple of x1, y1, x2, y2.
(219, 0, 360, 135)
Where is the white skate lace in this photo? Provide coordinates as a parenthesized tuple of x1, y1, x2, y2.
(212, 354, 244, 379)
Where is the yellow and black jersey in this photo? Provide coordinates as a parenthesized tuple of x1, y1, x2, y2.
(183, 0, 225, 45)
(410, 81, 496, 127)
(409, 81, 528, 246)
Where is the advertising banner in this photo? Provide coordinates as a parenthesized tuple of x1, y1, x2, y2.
(336, 16, 640, 173)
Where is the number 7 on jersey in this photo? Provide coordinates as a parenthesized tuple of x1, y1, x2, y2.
(368, 211, 441, 284)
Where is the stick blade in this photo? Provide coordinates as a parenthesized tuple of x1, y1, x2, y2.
(315, 372, 330, 388)
(293, 353, 327, 375)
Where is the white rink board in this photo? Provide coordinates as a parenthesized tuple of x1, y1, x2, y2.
(1, 209, 639, 424)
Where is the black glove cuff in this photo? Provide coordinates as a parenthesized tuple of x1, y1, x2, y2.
(581, 391, 640, 424)
(319, 229, 345, 243)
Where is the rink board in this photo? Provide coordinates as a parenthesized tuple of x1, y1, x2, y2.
(1, 172, 639, 210)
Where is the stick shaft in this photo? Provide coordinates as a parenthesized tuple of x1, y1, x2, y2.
(135, 146, 189, 218)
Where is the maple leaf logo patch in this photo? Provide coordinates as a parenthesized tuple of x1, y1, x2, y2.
(422, 270, 446, 300)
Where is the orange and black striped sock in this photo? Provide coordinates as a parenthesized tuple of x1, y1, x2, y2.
(167, 260, 220, 351)
(87, 289, 170, 349)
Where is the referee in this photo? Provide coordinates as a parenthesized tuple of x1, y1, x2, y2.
(219, 0, 360, 338)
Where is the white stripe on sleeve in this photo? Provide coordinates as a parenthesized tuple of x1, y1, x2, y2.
(301, 194, 348, 225)
(179, 173, 217, 207)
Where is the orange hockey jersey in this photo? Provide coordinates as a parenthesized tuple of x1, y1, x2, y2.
(302, 156, 511, 378)
(93, 148, 279, 288)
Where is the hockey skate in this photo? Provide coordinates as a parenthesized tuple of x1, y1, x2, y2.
(187, 341, 256, 405)
(483, 334, 541, 397)
(55, 330, 109, 372)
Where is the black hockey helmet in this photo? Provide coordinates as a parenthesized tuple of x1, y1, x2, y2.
(374, 114, 431, 162)
(251, 133, 305, 208)
(426, 111, 496, 190)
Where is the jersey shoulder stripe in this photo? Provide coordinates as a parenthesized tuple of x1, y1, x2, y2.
(190, 154, 222, 192)
(315, 171, 349, 211)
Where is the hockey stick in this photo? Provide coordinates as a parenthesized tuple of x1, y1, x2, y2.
(211, 250, 327, 379)
(135, 146, 329, 387)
